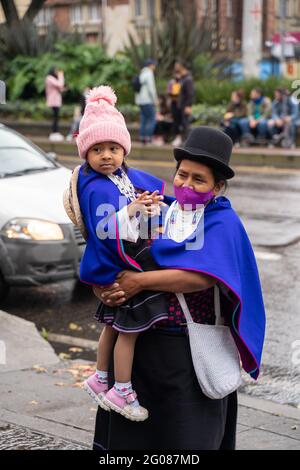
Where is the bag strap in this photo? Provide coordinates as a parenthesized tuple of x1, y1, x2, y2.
(63, 165, 88, 240)
(175, 293, 193, 324)
(176, 285, 224, 326)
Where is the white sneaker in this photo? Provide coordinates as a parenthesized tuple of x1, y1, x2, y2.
(49, 132, 65, 142)
(172, 136, 182, 147)
(152, 137, 164, 146)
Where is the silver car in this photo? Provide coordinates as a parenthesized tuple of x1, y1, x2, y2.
(0, 124, 85, 301)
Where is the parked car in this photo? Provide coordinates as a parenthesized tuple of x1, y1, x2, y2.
(0, 124, 85, 302)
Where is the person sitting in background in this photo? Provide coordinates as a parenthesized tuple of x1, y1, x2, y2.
(152, 94, 174, 146)
(221, 89, 247, 145)
(239, 88, 272, 145)
(267, 88, 299, 149)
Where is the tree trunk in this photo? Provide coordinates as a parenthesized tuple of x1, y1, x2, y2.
(0, 0, 20, 26)
(0, 0, 47, 25)
(23, 0, 47, 22)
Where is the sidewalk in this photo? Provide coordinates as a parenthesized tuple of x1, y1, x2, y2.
(29, 136, 300, 170)
(0, 310, 300, 450)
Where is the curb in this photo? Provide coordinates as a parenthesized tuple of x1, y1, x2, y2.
(238, 393, 300, 421)
(28, 136, 300, 170)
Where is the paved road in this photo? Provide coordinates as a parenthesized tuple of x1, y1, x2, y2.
(2, 158, 300, 408)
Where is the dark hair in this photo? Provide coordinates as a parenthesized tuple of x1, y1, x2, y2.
(48, 66, 58, 78)
(235, 88, 245, 100)
(174, 59, 190, 70)
(175, 160, 228, 193)
(253, 87, 263, 96)
(275, 87, 285, 97)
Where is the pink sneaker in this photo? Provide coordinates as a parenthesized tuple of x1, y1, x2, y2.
(102, 387, 148, 422)
(83, 373, 109, 411)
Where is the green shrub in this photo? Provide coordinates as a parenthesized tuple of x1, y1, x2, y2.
(2, 41, 135, 104)
(195, 77, 294, 105)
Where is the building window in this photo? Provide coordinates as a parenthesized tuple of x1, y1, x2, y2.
(284, 0, 299, 17)
(88, 2, 102, 23)
(34, 8, 53, 26)
(211, 0, 217, 14)
(228, 36, 234, 51)
(226, 0, 233, 18)
(70, 5, 84, 25)
(202, 0, 209, 15)
(147, 0, 155, 18)
(135, 0, 143, 17)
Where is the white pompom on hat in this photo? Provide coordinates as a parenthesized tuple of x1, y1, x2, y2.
(76, 85, 131, 159)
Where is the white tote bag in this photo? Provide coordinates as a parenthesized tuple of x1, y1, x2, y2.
(176, 286, 242, 400)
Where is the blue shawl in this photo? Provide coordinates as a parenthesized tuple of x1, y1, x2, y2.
(77, 164, 165, 285)
(151, 197, 266, 380)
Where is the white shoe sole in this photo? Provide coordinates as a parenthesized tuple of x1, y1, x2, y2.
(82, 381, 110, 411)
(102, 397, 149, 422)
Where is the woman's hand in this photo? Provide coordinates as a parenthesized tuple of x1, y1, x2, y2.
(93, 283, 126, 306)
(93, 271, 143, 306)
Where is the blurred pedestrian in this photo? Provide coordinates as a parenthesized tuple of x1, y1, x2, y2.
(172, 60, 195, 146)
(66, 86, 90, 141)
(152, 94, 173, 146)
(135, 59, 158, 144)
(167, 72, 182, 139)
(221, 89, 247, 145)
(45, 67, 65, 142)
(239, 88, 272, 144)
(267, 88, 299, 148)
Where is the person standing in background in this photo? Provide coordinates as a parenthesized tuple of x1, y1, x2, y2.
(45, 67, 65, 142)
(172, 60, 195, 146)
(135, 59, 158, 145)
(167, 72, 182, 141)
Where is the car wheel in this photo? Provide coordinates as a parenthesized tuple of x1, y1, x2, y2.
(0, 272, 10, 303)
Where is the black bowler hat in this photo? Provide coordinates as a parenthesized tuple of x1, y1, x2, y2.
(174, 126, 235, 179)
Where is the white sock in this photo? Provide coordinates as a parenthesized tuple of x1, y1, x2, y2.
(96, 369, 108, 384)
(114, 381, 140, 407)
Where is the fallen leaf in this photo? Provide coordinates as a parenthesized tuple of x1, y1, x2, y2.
(30, 401, 38, 405)
(54, 382, 67, 387)
(68, 323, 83, 332)
(72, 382, 84, 388)
(59, 352, 71, 360)
(33, 365, 47, 373)
(68, 347, 83, 353)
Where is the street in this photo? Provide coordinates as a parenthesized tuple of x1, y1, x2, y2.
(2, 156, 300, 408)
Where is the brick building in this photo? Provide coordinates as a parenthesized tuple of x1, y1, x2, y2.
(34, 0, 162, 54)
(2, 1, 300, 76)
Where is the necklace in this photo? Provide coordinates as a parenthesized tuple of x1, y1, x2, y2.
(108, 168, 137, 202)
(167, 201, 204, 241)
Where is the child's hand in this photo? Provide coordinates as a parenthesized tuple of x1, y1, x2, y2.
(127, 191, 164, 218)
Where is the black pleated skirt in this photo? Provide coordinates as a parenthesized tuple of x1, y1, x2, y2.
(93, 328, 237, 451)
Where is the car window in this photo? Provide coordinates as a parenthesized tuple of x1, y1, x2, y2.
(0, 128, 56, 177)
(0, 128, 42, 153)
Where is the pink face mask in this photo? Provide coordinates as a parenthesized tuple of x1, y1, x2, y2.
(174, 185, 214, 209)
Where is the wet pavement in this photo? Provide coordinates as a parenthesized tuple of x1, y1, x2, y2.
(1, 159, 300, 408)
(0, 422, 88, 450)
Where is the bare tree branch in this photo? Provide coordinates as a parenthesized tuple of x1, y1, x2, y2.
(23, 0, 47, 23)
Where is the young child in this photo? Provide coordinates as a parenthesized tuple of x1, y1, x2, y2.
(66, 86, 169, 422)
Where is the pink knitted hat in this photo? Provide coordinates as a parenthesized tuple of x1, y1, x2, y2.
(76, 85, 131, 159)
